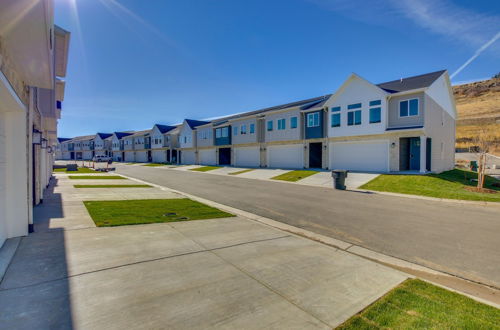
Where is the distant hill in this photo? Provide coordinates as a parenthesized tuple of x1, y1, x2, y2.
(452, 77, 500, 155)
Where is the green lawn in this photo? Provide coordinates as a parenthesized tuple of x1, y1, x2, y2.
(74, 184, 152, 188)
(229, 169, 255, 175)
(271, 170, 318, 182)
(361, 169, 500, 202)
(54, 167, 95, 173)
(337, 279, 500, 329)
(84, 198, 234, 226)
(190, 166, 220, 172)
(142, 163, 169, 167)
(68, 175, 126, 180)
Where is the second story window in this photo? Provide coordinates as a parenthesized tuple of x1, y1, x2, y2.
(307, 112, 320, 127)
(370, 107, 381, 123)
(400, 98, 419, 117)
(183, 136, 187, 144)
(331, 107, 341, 128)
(290, 117, 298, 129)
(347, 110, 361, 126)
(250, 123, 255, 134)
(267, 120, 273, 131)
(277, 118, 286, 130)
(241, 124, 247, 134)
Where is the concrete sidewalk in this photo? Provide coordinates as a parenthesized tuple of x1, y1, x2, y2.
(0, 172, 408, 329)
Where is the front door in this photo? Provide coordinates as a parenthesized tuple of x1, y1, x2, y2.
(147, 151, 152, 162)
(409, 137, 420, 171)
(309, 142, 322, 168)
(219, 148, 231, 165)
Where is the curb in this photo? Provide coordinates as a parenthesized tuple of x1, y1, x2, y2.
(118, 172, 500, 309)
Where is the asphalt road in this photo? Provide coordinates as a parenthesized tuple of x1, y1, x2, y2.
(116, 165, 500, 288)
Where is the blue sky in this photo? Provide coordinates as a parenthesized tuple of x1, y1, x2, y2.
(55, 0, 500, 137)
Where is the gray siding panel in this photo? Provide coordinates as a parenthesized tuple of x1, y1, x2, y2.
(388, 92, 424, 128)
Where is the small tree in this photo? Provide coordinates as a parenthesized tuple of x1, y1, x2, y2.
(473, 126, 496, 189)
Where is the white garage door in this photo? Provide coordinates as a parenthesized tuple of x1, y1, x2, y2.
(234, 147, 260, 167)
(83, 151, 93, 160)
(182, 150, 196, 164)
(267, 145, 304, 169)
(136, 151, 148, 163)
(152, 150, 166, 163)
(124, 152, 135, 162)
(199, 149, 216, 165)
(330, 140, 389, 172)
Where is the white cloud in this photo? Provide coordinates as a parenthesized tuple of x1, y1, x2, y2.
(309, 0, 500, 52)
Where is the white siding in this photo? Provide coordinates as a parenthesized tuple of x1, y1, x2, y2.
(267, 144, 304, 169)
(234, 146, 260, 167)
(329, 140, 389, 172)
(83, 151, 93, 160)
(179, 124, 194, 149)
(199, 149, 216, 165)
(325, 75, 388, 138)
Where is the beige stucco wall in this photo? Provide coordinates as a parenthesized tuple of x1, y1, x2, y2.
(424, 94, 455, 172)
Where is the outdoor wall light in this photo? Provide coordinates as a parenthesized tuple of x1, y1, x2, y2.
(47, 146, 53, 154)
(32, 129, 42, 145)
(391, 142, 396, 148)
(41, 138, 48, 149)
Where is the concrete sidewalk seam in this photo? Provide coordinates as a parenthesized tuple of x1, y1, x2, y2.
(0, 235, 291, 293)
(0, 237, 22, 286)
(118, 172, 500, 308)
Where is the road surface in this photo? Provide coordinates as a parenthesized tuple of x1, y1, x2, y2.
(116, 165, 500, 288)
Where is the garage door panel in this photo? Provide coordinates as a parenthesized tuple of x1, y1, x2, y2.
(182, 151, 196, 164)
(330, 141, 388, 172)
(234, 147, 260, 167)
(152, 150, 166, 163)
(199, 149, 216, 165)
(267, 145, 303, 169)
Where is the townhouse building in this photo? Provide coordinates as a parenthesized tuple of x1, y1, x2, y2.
(150, 124, 177, 163)
(110, 132, 133, 162)
(59, 70, 455, 175)
(0, 0, 70, 246)
(55, 137, 71, 159)
(92, 133, 113, 157)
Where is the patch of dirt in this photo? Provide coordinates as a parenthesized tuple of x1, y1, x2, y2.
(464, 186, 497, 194)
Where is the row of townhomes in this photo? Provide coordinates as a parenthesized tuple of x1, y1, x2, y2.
(58, 70, 456, 175)
(0, 0, 70, 247)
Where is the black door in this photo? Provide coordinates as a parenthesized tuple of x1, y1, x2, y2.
(219, 148, 231, 165)
(166, 150, 171, 162)
(309, 143, 322, 168)
(172, 150, 178, 163)
(399, 138, 410, 171)
(147, 151, 152, 162)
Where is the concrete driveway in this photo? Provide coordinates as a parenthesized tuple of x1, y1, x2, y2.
(0, 174, 407, 329)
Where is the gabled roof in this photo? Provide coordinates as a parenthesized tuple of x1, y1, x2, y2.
(154, 124, 176, 134)
(70, 135, 95, 141)
(114, 132, 134, 139)
(96, 133, 112, 140)
(377, 70, 446, 93)
(126, 130, 150, 138)
(57, 137, 71, 143)
(185, 119, 211, 129)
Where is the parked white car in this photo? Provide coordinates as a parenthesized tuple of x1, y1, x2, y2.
(92, 155, 111, 162)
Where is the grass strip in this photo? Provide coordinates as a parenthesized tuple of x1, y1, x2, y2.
(54, 167, 96, 173)
(190, 166, 220, 172)
(68, 175, 126, 180)
(271, 170, 318, 182)
(74, 184, 152, 188)
(337, 279, 500, 329)
(228, 169, 255, 175)
(361, 169, 500, 202)
(84, 198, 234, 226)
(142, 163, 169, 167)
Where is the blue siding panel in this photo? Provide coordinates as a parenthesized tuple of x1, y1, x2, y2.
(305, 111, 324, 139)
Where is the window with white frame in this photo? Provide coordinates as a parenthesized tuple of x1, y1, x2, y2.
(307, 112, 319, 127)
(331, 106, 341, 127)
(241, 124, 246, 134)
(399, 98, 419, 117)
(290, 116, 298, 129)
(250, 123, 255, 134)
(267, 120, 273, 131)
(347, 103, 362, 126)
